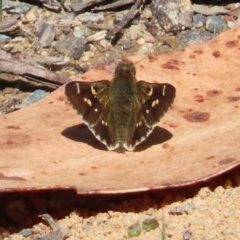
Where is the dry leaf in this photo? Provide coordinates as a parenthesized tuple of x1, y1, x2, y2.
(0, 27, 240, 194)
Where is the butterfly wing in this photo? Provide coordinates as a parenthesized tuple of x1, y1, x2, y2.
(65, 80, 110, 126)
(65, 80, 112, 147)
(130, 81, 176, 147)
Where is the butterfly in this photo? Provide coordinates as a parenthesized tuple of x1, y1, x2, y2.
(65, 61, 176, 152)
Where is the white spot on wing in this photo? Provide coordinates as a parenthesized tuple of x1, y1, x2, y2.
(136, 122, 142, 127)
(76, 83, 80, 94)
(152, 99, 159, 107)
(147, 87, 153, 96)
(101, 120, 107, 126)
(91, 85, 97, 95)
(84, 97, 92, 106)
(163, 85, 166, 96)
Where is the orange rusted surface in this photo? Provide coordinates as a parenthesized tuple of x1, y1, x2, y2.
(0, 27, 240, 194)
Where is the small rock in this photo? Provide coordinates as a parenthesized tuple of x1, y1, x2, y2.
(21, 90, 49, 107)
(38, 23, 56, 48)
(192, 4, 228, 15)
(55, 36, 87, 59)
(129, 25, 141, 40)
(113, 11, 127, 24)
(62, 26, 71, 35)
(152, 0, 193, 32)
(177, 29, 214, 46)
(143, 31, 155, 43)
(141, 7, 152, 19)
(137, 43, 153, 55)
(120, 41, 133, 50)
(87, 30, 107, 42)
(81, 51, 94, 62)
(77, 12, 104, 23)
(137, 38, 145, 45)
(183, 230, 193, 239)
(99, 39, 110, 48)
(128, 223, 142, 237)
(3, 87, 13, 94)
(9, 2, 31, 14)
(25, 6, 38, 22)
(73, 25, 92, 38)
(192, 14, 207, 28)
(19, 228, 31, 237)
(0, 34, 11, 43)
(206, 16, 227, 33)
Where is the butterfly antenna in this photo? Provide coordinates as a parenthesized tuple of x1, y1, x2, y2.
(133, 55, 151, 66)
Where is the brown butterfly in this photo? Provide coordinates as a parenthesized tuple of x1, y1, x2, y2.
(65, 61, 176, 152)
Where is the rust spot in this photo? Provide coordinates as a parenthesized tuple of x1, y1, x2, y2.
(228, 96, 240, 102)
(49, 101, 53, 104)
(183, 112, 210, 122)
(235, 87, 240, 91)
(7, 125, 20, 130)
(0, 173, 26, 181)
(193, 50, 203, 54)
(212, 51, 220, 58)
(81, 76, 87, 80)
(219, 158, 236, 165)
(226, 40, 239, 48)
(190, 55, 196, 59)
(91, 166, 97, 169)
(195, 95, 204, 103)
(161, 63, 178, 70)
(161, 59, 180, 70)
(169, 59, 179, 64)
(162, 143, 169, 148)
(140, 65, 144, 68)
(148, 55, 158, 62)
(169, 123, 177, 128)
(192, 73, 196, 76)
(79, 172, 86, 176)
(235, 105, 239, 108)
(139, 161, 144, 164)
(58, 96, 65, 101)
(207, 90, 222, 97)
(0, 134, 31, 149)
(238, 35, 240, 39)
(206, 155, 215, 160)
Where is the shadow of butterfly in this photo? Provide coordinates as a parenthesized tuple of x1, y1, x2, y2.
(65, 61, 176, 153)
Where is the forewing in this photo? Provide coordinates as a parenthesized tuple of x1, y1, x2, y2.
(137, 81, 176, 127)
(65, 80, 110, 127)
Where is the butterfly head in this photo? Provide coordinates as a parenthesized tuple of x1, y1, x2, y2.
(115, 61, 136, 77)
